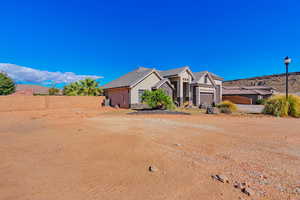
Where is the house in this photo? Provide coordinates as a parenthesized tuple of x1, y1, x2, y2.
(222, 86, 275, 104)
(103, 66, 223, 108)
(10, 84, 51, 96)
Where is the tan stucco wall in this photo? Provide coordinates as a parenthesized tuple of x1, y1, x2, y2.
(198, 87, 215, 93)
(180, 70, 193, 83)
(130, 72, 161, 104)
(0, 96, 105, 112)
(214, 80, 222, 86)
(106, 88, 130, 108)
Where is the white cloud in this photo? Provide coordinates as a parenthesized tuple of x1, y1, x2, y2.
(0, 63, 103, 84)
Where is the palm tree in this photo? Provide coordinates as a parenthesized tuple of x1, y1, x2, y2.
(63, 78, 102, 96)
(79, 78, 102, 96)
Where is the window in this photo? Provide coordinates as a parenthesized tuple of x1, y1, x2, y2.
(138, 90, 145, 103)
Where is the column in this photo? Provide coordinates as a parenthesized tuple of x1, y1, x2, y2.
(179, 78, 183, 106)
(195, 86, 200, 107)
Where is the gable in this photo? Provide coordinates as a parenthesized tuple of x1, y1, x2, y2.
(198, 73, 216, 86)
(131, 71, 162, 89)
(180, 69, 194, 82)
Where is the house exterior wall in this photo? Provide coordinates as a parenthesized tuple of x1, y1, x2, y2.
(105, 88, 130, 108)
(180, 70, 193, 83)
(158, 82, 173, 97)
(222, 94, 271, 104)
(214, 80, 222, 103)
(130, 72, 161, 104)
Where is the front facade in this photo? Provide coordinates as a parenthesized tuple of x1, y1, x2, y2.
(103, 66, 223, 108)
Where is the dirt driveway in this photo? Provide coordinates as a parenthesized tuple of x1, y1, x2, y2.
(0, 109, 299, 200)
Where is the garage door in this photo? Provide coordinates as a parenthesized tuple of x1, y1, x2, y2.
(200, 93, 214, 105)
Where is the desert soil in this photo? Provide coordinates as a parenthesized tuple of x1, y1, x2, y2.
(0, 108, 299, 200)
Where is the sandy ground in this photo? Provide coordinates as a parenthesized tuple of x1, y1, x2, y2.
(0, 108, 299, 200)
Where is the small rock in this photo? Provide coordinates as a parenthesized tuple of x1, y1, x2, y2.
(174, 143, 182, 146)
(294, 187, 300, 194)
(234, 182, 246, 190)
(242, 187, 255, 196)
(212, 174, 229, 183)
(276, 184, 285, 193)
(259, 174, 267, 179)
(148, 166, 158, 172)
(206, 107, 220, 114)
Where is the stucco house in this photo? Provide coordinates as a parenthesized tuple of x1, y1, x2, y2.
(103, 66, 223, 108)
(222, 86, 275, 104)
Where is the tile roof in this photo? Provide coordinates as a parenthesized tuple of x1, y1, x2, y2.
(102, 67, 156, 89)
(152, 78, 174, 89)
(158, 66, 188, 77)
(103, 66, 223, 89)
(193, 71, 223, 83)
(222, 86, 273, 95)
(15, 84, 50, 95)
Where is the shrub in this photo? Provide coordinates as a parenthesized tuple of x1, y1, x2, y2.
(49, 87, 60, 95)
(217, 100, 237, 114)
(288, 95, 300, 118)
(264, 95, 300, 118)
(141, 89, 175, 110)
(63, 78, 102, 96)
(0, 72, 16, 95)
(256, 98, 267, 105)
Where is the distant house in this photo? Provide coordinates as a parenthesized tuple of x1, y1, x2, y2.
(103, 66, 223, 108)
(222, 86, 275, 104)
(11, 84, 51, 96)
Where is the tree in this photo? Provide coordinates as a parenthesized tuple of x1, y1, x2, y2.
(63, 78, 102, 96)
(48, 87, 60, 95)
(0, 72, 16, 95)
(141, 89, 175, 110)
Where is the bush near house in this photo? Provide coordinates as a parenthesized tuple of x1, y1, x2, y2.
(63, 78, 102, 96)
(263, 95, 300, 118)
(256, 98, 267, 105)
(0, 73, 16, 95)
(49, 87, 60, 95)
(217, 100, 237, 114)
(141, 89, 175, 110)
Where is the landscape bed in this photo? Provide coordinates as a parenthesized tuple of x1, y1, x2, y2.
(0, 108, 299, 200)
(127, 109, 190, 115)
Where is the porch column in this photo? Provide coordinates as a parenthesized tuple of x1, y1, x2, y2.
(187, 83, 191, 104)
(177, 78, 183, 106)
(195, 86, 200, 107)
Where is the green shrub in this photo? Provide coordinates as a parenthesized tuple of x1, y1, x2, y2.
(263, 95, 300, 118)
(288, 95, 300, 118)
(0, 72, 16, 95)
(49, 87, 60, 95)
(217, 100, 237, 114)
(63, 78, 102, 96)
(141, 89, 175, 110)
(256, 98, 267, 105)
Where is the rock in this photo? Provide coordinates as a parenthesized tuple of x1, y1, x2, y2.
(295, 187, 300, 194)
(276, 184, 285, 192)
(259, 174, 267, 179)
(242, 187, 255, 196)
(212, 174, 229, 183)
(148, 166, 158, 172)
(206, 107, 220, 114)
(234, 182, 246, 190)
(174, 143, 182, 146)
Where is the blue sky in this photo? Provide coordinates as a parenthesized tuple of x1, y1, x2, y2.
(0, 0, 300, 86)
